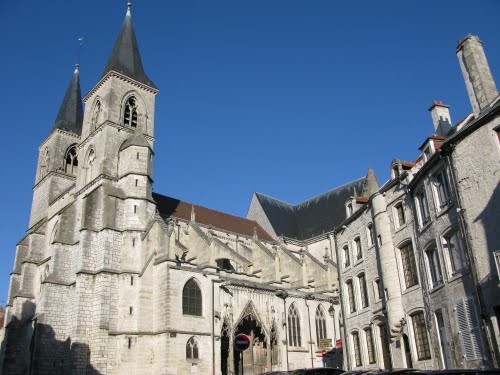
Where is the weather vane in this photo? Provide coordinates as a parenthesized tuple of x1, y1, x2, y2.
(76, 36, 84, 67)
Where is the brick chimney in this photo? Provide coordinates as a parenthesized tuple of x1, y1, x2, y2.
(457, 35, 498, 116)
(429, 101, 452, 136)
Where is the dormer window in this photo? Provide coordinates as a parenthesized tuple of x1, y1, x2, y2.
(346, 201, 353, 217)
(392, 165, 400, 179)
(64, 146, 78, 176)
(124, 97, 138, 128)
(423, 147, 431, 161)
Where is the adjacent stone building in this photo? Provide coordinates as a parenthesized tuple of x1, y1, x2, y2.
(326, 35, 500, 372)
(0, 5, 499, 375)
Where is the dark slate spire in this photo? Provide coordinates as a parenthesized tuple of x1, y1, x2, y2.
(52, 65, 84, 135)
(102, 2, 157, 89)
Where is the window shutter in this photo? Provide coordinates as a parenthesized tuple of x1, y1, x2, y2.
(464, 298, 485, 359)
(455, 298, 484, 360)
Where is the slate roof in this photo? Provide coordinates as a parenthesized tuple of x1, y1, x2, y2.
(255, 177, 370, 240)
(120, 130, 151, 151)
(152, 193, 274, 242)
(102, 5, 157, 89)
(52, 66, 83, 135)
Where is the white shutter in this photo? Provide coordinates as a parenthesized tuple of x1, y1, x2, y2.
(455, 298, 485, 360)
(464, 298, 485, 359)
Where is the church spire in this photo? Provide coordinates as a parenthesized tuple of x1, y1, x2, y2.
(52, 64, 83, 135)
(102, 2, 157, 88)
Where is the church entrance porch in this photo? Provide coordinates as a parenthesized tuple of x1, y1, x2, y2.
(221, 303, 277, 375)
(234, 314, 268, 375)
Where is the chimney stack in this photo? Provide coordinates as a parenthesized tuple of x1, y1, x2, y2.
(457, 35, 498, 116)
(429, 101, 452, 136)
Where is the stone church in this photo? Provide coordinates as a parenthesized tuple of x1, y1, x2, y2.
(0, 5, 355, 375)
(2, 4, 500, 375)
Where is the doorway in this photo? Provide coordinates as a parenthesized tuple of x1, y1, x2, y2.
(402, 334, 413, 368)
(378, 323, 393, 370)
(233, 314, 268, 375)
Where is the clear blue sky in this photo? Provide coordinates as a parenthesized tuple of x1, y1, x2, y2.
(1, 0, 499, 304)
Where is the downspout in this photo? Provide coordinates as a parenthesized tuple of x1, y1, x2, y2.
(333, 231, 350, 370)
(276, 291, 289, 371)
(305, 296, 315, 368)
(444, 151, 497, 365)
(212, 278, 215, 375)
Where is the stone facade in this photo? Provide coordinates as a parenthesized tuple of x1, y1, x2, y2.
(1, 6, 499, 375)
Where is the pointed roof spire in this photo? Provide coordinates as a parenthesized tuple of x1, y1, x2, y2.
(102, 2, 157, 89)
(52, 65, 83, 135)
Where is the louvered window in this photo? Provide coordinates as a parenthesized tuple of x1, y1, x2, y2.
(124, 96, 138, 128)
(455, 298, 485, 360)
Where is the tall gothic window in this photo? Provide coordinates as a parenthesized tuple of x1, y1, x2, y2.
(91, 100, 101, 131)
(400, 242, 419, 288)
(64, 146, 78, 176)
(315, 306, 327, 346)
(186, 337, 199, 359)
(182, 278, 202, 316)
(85, 148, 96, 184)
(288, 303, 301, 347)
(124, 96, 138, 128)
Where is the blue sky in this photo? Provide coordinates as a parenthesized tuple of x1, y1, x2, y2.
(0, 0, 499, 304)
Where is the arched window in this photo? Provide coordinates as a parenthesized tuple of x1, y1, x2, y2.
(367, 224, 375, 247)
(123, 96, 138, 128)
(288, 303, 301, 347)
(354, 237, 362, 260)
(182, 278, 202, 316)
(315, 306, 327, 346)
(64, 146, 78, 176)
(352, 331, 362, 367)
(40, 149, 49, 178)
(91, 100, 101, 131)
(186, 337, 199, 359)
(85, 148, 96, 184)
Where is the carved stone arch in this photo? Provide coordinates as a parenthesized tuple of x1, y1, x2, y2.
(50, 219, 59, 244)
(395, 237, 413, 250)
(84, 146, 96, 184)
(234, 300, 269, 338)
(89, 97, 103, 133)
(120, 91, 147, 130)
(64, 144, 79, 176)
(40, 147, 50, 179)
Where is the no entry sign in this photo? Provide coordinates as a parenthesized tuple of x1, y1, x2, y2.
(234, 333, 251, 351)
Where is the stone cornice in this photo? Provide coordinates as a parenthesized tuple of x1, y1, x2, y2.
(83, 70, 159, 103)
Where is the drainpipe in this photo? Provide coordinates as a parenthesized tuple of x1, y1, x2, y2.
(305, 295, 315, 368)
(333, 231, 350, 370)
(276, 290, 289, 371)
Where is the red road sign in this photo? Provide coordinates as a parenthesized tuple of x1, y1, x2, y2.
(321, 349, 327, 357)
(336, 339, 342, 348)
(234, 333, 251, 351)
